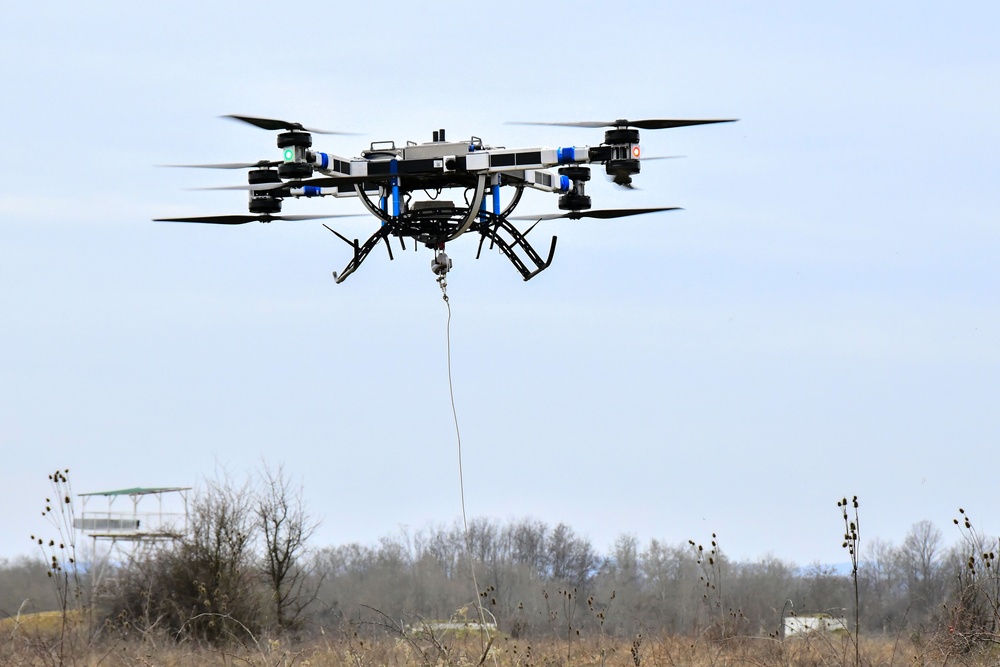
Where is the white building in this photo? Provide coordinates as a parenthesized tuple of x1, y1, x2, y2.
(783, 614, 848, 638)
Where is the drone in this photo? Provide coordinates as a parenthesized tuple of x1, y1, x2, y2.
(156, 115, 735, 283)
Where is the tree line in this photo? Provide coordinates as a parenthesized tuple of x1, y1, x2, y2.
(5, 470, 999, 648)
(308, 516, 988, 640)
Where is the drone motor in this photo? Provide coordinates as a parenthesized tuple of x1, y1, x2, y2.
(557, 165, 591, 211)
(603, 125, 642, 187)
(247, 168, 282, 215)
(276, 131, 314, 180)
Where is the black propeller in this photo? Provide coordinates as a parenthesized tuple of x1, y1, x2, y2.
(190, 174, 395, 192)
(288, 174, 396, 188)
(510, 118, 736, 130)
(157, 160, 281, 169)
(223, 114, 357, 135)
(510, 207, 681, 221)
(153, 214, 360, 225)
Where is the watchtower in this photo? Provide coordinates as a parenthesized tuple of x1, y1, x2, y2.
(74, 486, 191, 591)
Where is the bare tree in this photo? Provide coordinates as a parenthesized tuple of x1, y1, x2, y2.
(548, 523, 598, 589)
(509, 518, 549, 578)
(256, 463, 319, 631)
(901, 519, 944, 622)
(859, 536, 904, 631)
(105, 471, 261, 644)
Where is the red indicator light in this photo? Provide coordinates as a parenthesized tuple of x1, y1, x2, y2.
(632, 145, 641, 158)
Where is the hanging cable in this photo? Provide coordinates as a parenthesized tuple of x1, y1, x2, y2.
(434, 250, 497, 663)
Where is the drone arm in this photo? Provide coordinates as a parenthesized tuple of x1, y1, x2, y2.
(288, 186, 339, 199)
(500, 169, 574, 198)
(309, 150, 354, 176)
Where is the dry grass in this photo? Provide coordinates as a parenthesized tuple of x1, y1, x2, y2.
(0, 609, 82, 637)
(3, 628, 1000, 667)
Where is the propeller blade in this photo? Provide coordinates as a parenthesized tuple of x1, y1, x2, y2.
(188, 183, 288, 191)
(293, 174, 396, 187)
(507, 120, 611, 129)
(153, 214, 360, 225)
(190, 174, 393, 192)
(623, 119, 737, 130)
(577, 207, 682, 219)
(509, 119, 736, 130)
(608, 177, 640, 190)
(157, 160, 280, 169)
(507, 212, 572, 221)
(222, 114, 358, 135)
(510, 207, 681, 221)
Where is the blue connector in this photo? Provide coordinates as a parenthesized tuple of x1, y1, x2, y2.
(390, 161, 400, 218)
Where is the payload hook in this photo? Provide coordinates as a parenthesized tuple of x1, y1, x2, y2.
(431, 244, 452, 301)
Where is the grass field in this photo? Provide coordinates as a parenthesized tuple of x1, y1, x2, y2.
(2, 623, 999, 667)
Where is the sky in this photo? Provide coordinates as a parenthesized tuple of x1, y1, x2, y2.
(1, 2, 998, 568)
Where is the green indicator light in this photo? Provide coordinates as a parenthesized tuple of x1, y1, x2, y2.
(283, 148, 294, 161)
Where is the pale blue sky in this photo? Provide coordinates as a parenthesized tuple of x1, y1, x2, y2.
(1, 2, 997, 565)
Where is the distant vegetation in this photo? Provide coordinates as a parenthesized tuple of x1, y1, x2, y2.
(3, 469, 999, 666)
